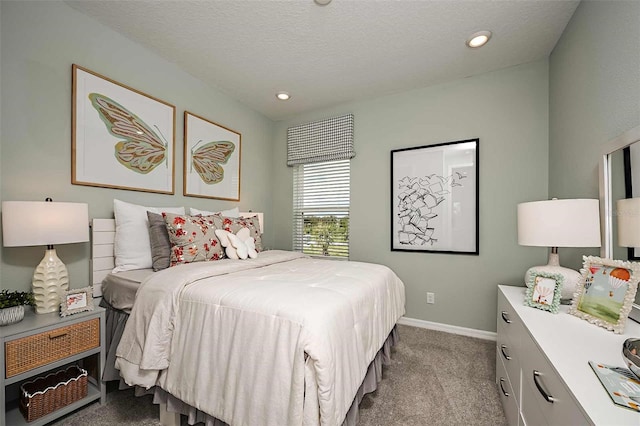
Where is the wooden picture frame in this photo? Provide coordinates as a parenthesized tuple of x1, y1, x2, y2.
(525, 270, 563, 313)
(390, 138, 479, 254)
(60, 286, 94, 317)
(183, 111, 241, 201)
(569, 256, 640, 333)
(72, 64, 176, 194)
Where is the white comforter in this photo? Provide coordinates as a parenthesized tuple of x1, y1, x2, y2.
(115, 250, 405, 426)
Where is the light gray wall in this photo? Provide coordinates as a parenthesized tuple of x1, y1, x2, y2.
(0, 3, 3, 279)
(272, 61, 550, 332)
(0, 1, 275, 291)
(549, 0, 640, 271)
(6, 1, 623, 333)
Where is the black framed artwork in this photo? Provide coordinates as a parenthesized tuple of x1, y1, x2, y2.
(390, 138, 479, 255)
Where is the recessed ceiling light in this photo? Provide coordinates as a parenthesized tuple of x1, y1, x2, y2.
(276, 92, 290, 101)
(466, 30, 492, 48)
(314, 0, 331, 5)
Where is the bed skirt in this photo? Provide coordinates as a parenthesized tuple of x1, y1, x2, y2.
(100, 299, 399, 426)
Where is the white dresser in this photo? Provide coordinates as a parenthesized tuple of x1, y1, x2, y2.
(496, 285, 640, 425)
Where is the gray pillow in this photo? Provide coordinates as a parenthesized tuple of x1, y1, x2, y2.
(147, 211, 171, 271)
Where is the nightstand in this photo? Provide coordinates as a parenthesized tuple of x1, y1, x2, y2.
(0, 305, 106, 425)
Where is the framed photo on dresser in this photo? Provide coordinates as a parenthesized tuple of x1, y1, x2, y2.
(569, 256, 640, 333)
(525, 270, 563, 313)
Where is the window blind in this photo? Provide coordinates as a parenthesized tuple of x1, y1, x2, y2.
(293, 159, 350, 258)
(287, 114, 355, 166)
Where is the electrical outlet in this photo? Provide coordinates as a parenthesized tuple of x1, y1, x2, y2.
(427, 292, 435, 304)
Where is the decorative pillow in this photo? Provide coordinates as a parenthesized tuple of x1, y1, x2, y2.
(212, 214, 263, 251)
(190, 207, 240, 218)
(113, 199, 185, 272)
(215, 228, 258, 260)
(163, 213, 224, 266)
(244, 236, 258, 259)
(147, 212, 171, 271)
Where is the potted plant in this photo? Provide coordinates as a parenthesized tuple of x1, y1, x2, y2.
(0, 290, 35, 326)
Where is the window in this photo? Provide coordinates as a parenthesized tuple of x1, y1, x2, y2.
(293, 159, 350, 258)
(287, 113, 354, 258)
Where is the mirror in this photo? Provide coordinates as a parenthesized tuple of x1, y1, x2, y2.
(600, 124, 640, 323)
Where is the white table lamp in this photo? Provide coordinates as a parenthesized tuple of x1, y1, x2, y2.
(2, 200, 89, 314)
(517, 198, 601, 303)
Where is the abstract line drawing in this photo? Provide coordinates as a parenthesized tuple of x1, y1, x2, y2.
(390, 139, 478, 254)
(395, 172, 466, 246)
(89, 93, 168, 174)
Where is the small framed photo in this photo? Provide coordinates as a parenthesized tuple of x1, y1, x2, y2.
(60, 287, 94, 317)
(569, 256, 640, 333)
(525, 271, 563, 313)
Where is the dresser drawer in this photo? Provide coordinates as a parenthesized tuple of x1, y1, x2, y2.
(497, 289, 522, 342)
(520, 330, 587, 425)
(496, 350, 520, 426)
(497, 334, 521, 404)
(521, 377, 551, 426)
(5, 318, 100, 378)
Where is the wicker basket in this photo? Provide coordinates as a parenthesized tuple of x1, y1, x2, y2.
(19, 365, 88, 422)
(5, 318, 100, 378)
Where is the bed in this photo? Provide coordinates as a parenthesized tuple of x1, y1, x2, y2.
(92, 215, 406, 426)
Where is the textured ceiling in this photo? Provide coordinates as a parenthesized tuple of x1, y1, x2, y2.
(66, 0, 579, 121)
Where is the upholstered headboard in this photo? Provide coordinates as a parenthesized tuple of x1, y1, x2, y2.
(90, 212, 264, 297)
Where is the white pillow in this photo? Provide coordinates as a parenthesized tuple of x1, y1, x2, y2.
(113, 199, 185, 272)
(189, 207, 240, 217)
(215, 228, 257, 260)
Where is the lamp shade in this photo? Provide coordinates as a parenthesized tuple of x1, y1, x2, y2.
(517, 199, 601, 247)
(617, 198, 640, 247)
(2, 201, 89, 247)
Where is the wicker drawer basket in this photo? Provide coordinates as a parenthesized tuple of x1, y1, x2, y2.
(19, 365, 88, 422)
(5, 318, 100, 378)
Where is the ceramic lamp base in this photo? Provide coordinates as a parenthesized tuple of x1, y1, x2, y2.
(32, 248, 69, 314)
(524, 252, 580, 304)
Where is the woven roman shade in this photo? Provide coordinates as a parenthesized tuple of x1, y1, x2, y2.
(287, 114, 355, 166)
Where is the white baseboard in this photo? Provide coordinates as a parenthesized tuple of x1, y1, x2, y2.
(398, 316, 496, 341)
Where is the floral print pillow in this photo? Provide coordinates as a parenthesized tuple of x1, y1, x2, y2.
(212, 214, 263, 252)
(162, 213, 225, 266)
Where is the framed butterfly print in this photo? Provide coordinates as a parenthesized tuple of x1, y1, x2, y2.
(72, 64, 176, 194)
(183, 111, 241, 201)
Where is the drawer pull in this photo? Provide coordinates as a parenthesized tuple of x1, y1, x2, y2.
(48, 331, 68, 339)
(501, 311, 512, 324)
(500, 344, 512, 360)
(533, 370, 556, 403)
(499, 377, 510, 397)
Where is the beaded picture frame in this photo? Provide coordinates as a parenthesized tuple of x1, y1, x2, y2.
(524, 270, 563, 314)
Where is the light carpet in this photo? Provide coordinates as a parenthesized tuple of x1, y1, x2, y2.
(52, 324, 506, 425)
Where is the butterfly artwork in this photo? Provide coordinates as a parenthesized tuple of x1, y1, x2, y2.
(190, 140, 235, 184)
(183, 111, 241, 200)
(89, 93, 168, 174)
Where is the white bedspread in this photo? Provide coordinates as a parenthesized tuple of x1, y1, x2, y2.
(115, 250, 405, 426)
